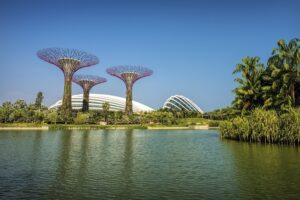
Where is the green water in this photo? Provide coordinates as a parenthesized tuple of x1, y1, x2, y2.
(0, 130, 299, 200)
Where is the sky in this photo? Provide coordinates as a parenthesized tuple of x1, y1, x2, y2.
(0, 0, 299, 111)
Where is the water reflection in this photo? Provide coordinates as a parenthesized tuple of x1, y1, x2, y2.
(223, 140, 300, 200)
(78, 130, 90, 178)
(119, 129, 134, 199)
(31, 131, 43, 167)
(1, 130, 300, 199)
(45, 129, 137, 199)
(48, 130, 73, 198)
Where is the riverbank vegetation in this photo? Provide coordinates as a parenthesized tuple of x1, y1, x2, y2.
(220, 38, 300, 145)
(0, 93, 215, 128)
(220, 108, 300, 145)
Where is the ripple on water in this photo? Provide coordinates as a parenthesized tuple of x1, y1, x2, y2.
(0, 130, 300, 200)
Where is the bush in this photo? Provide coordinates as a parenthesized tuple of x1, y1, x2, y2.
(208, 120, 220, 127)
(249, 109, 279, 143)
(220, 117, 250, 141)
(219, 120, 234, 139)
(74, 113, 90, 124)
(220, 108, 300, 145)
(280, 108, 300, 145)
(46, 111, 58, 124)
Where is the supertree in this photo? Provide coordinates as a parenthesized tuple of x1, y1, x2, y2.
(106, 65, 153, 115)
(73, 74, 107, 112)
(37, 48, 99, 118)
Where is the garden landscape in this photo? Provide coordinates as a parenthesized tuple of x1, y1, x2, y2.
(0, 0, 300, 199)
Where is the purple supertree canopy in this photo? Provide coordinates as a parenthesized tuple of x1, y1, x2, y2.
(73, 74, 107, 90)
(106, 65, 153, 84)
(37, 48, 99, 71)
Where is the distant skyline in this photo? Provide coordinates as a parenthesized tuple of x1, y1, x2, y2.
(0, 0, 299, 111)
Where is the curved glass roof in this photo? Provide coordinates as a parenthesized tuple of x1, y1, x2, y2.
(163, 95, 203, 113)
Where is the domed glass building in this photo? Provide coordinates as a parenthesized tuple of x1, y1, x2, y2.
(49, 94, 153, 113)
(163, 95, 203, 113)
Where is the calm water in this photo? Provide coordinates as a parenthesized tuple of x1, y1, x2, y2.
(0, 130, 300, 200)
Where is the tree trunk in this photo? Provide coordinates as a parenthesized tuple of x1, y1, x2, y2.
(290, 83, 295, 107)
(62, 74, 72, 121)
(125, 84, 133, 116)
(82, 89, 90, 113)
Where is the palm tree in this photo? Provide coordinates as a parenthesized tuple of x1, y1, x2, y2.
(232, 56, 265, 111)
(266, 38, 300, 108)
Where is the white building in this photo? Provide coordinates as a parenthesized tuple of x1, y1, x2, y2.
(163, 95, 203, 113)
(49, 93, 154, 113)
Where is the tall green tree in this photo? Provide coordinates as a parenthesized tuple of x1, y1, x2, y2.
(35, 91, 44, 110)
(0, 102, 13, 123)
(9, 100, 27, 122)
(102, 102, 110, 123)
(232, 56, 265, 111)
(264, 38, 300, 109)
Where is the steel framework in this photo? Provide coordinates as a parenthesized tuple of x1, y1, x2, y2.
(37, 48, 99, 118)
(73, 75, 107, 112)
(106, 65, 153, 115)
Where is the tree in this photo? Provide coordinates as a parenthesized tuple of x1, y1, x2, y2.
(102, 102, 110, 123)
(9, 100, 27, 122)
(35, 92, 44, 110)
(0, 102, 13, 123)
(74, 112, 89, 124)
(232, 56, 265, 111)
(47, 111, 58, 124)
(264, 38, 300, 109)
(113, 111, 124, 124)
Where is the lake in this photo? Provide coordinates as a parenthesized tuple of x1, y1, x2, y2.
(0, 130, 299, 200)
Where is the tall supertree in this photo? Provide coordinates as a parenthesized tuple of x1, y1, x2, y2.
(37, 48, 99, 118)
(106, 65, 153, 115)
(73, 74, 107, 112)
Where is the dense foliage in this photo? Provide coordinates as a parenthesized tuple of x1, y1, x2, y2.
(0, 93, 205, 126)
(220, 38, 300, 145)
(232, 38, 300, 111)
(0, 95, 47, 123)
(220, 108, 300, 145)
(203, 107, 240, 120)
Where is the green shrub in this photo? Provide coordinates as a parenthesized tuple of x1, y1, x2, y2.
(219, 108, 300, 145)
(208, 120, 220, 127)
(46, 111, 58, 124)
(220, 117, 250, 141)
(74, 113, 90, 124)
(220, 120, 234, 139)
(249, 109, 279, 143)
(280, 108, 300, 145)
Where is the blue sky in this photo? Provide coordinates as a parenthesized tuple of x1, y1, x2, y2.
(0, 0, 299, 111)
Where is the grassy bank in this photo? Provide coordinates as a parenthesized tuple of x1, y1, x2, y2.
(0, 119, 221, 130)
(0, 123, 46, 127)
(48, 124, 148, 130)
(220, 108, 300, 145)
(0, 116, 222, 131)
(46, 124, 213, 130)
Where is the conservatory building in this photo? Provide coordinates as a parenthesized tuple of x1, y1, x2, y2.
(163, 95, 203, 113)
(49, 94, 154, 113)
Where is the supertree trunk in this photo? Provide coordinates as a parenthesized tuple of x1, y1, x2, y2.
(125, 84, 133, 115)
(73, 75, 106, 113)
(62, 73, 73, 118)
(60, 60, 78, 118)
(82, 88, 90, 112)
(37, 48, 100, 122)
(106, 65, 153, 116)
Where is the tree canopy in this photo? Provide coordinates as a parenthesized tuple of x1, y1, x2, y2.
(232, 38, 300, 112)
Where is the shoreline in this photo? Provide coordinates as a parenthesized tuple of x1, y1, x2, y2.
(0, 124, 218, 131)
(0, 126, 49, 130)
